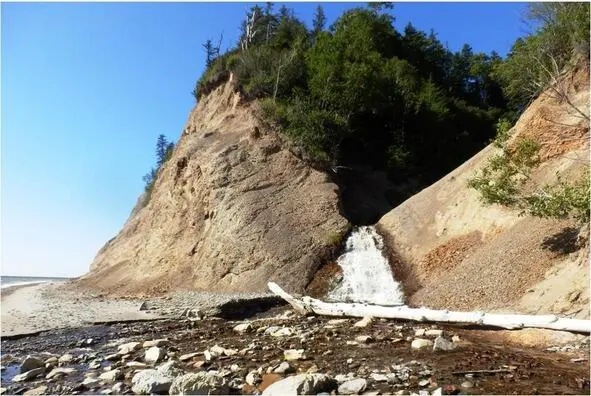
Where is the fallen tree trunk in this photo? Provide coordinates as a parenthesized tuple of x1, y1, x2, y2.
(268, 282, 591, 333)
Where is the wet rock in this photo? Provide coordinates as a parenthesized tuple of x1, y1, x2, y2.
(20, 356, 44, 373)
(169, 372, 229, 395)
(179, 352, 200, 361)
(284, 349, 306, 361)
(273, 362, 293, 374)
(23, 385, 47, 395)
(262, 373, 337, 395)
(433, 337, 456, 352)
(99, 368, 122, 383)
(118, 342, 141, 355)
(13, 368, 44, 382)
(145, 346, 166, 364)
(44, 357, 58, 365)
(126, 361, 148, 369)
(411, 339, 433, 350)
(143, 339, 169, 348)
(338, 378, 367, 394)
(58, 353, 74, 364)
(82, 377, 101, 389)
(131, 369, 173, 394)
(104, 353, 121, 361)
(46, 367, 76, 379)
(112, 382, 125, 394)
(353, 317, 373, 328)
(233, 323, 253, 334)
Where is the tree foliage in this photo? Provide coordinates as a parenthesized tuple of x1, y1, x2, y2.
(143, 135, 175, 206)
(191, 2, 588, 198)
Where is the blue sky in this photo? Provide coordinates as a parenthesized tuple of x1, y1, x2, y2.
(1, 2, 528, 277)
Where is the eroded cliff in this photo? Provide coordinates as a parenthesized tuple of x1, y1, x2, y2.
(377, 63, 590, 320)
(78, 74, 349, 296)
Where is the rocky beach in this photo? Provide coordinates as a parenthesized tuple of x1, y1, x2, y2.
(1, 282, 589, 395)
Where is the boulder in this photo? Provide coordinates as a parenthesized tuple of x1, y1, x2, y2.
(283, 349, 306, 361)
(143, 339, 169, 348)
(233, 323, 253, 334)
(145, 347, 166, 364)
(46, 367, 76, 379)
(353, 317, 373, 328)
(157, 361, 184, 378)
(338, 378, 367, 395)
(19, 356, 44, 373)
(58, 354, 74, 364)
(433, 336, 456, 352)
(118, 342, 141, 354)
(131, 369, 173, 394)
(411, 339, 433, 350)
(262, 373, 336, 395)
(99, 369, 122, 383)
(169, 372, 229, 395)
(12, 368, 44, 382)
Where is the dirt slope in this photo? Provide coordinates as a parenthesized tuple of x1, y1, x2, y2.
(77, 74, 349, 296)
(377, 63, 590, 320)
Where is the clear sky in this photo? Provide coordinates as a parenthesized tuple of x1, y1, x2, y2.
(1, 2, 528, 277)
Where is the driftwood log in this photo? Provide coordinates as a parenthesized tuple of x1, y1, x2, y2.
(268, 282, 591, 334)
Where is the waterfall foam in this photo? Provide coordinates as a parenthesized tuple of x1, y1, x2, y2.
(327, 226, 405, 306)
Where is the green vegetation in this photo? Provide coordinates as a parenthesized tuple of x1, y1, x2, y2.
(142, 134, 175, 206)
(469, 3, 590, 224)
(193, 3, 521, 187)
(188, 3, 589, 219)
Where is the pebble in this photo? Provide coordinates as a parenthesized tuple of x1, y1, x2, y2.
(126, 361, 148, 369)
(370, 373, 388, 382)
(82, 377, 101, 388)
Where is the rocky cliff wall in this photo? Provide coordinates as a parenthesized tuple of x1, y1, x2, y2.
(78, 74, 349, 296)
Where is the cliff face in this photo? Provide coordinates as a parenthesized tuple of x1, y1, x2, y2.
(377, 64, 590, 319)
(79, 74, 349, 296)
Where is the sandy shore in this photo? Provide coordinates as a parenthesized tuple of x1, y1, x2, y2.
(1, 282, 161, 337)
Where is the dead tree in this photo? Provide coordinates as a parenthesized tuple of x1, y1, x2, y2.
(241, 9, 258, 51)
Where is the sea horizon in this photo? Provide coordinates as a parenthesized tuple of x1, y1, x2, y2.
(0, 275, 73, 289)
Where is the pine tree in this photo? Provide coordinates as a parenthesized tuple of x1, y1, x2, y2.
(156, 134, 169, 167)
(312, 5, 326, 37)
(202, 39, 215, 68)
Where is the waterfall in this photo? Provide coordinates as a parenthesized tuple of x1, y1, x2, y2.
(327, 226, 405, 306)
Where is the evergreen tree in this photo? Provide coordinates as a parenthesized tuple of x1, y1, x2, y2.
(312, 5, 326, 37)
(156, 134, 169, 167)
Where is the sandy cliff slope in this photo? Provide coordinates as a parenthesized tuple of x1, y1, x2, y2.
(77, 74, 349, 296)
(377, 63, 590, 319)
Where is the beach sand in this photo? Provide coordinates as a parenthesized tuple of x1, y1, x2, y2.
(1, 282, 161, 337)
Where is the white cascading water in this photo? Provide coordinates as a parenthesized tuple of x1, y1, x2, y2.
(327, 226, 405, 306)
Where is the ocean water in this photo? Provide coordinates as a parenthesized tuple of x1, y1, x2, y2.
(327, 225, 405, 306)
(0, 276, 71, 289)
